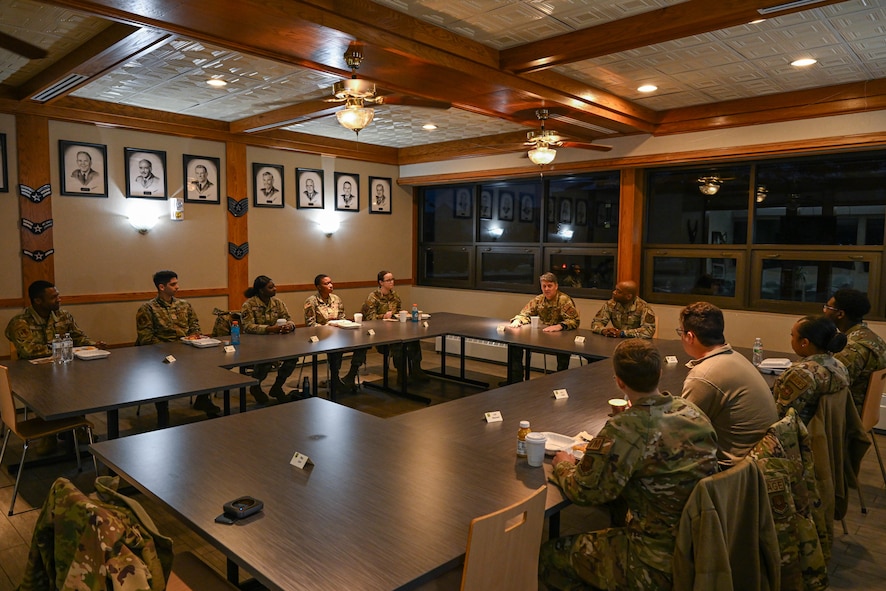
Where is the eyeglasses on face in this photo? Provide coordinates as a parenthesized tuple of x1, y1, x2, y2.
(822, 304, 840, 312)
(675, 328, 687, 337)
(382, 277, 395, 283)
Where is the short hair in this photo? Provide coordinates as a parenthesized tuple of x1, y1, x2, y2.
(832, 288, 871, 322)
(28, 280, 55, 303)
(539, 272, 558, 284)
(377, 270, 391, 284)
(244, 275, 272, 298)
(680, 301, 726, 347)
(195, 165, 207, 173)
(139, 159, 152, 168)
(796, 315, 847, 354)
(262, 171, 273, 179)
(152, 270, 178, 288)
(612, 340, 661, 393)
(75, 151, 91, 162)
(314, 274, 329, 288)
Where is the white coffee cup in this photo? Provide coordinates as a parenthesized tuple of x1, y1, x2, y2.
(398, 310, 408, 322)
(353, 313, 363, 324)
(525, 432, 547, 467)
(276, 318, 287, 326)
(609, 398, 629, 415)
(530, 316, 540, 329)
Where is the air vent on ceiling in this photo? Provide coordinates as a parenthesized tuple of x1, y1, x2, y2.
(31, 73, 88, 103)
(758, 0, 825, 15)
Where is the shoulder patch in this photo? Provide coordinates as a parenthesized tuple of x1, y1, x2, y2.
(586, 436, 613, 454)
(643, 311, 655, 324)
(785, 370, 812, 392)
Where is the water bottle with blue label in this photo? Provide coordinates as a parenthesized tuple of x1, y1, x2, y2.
(411, 303, 419, 322)
(231, 321, 240, 345)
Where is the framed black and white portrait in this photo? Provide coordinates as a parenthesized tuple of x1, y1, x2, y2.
(498, 191, 515, 222)
(479, 190, 493, 219)
(519, 193, 534, 223)
(335, 172, 359, 212)
(125, 148, 167, 199)
(183, 155, 220, 204)
(296, 168, 324, 209)
(0, 134, 8, 193)
(576, 199, 588, 226)
(546, 197, 556, 223)
(454, 187, 472, 219)
(253, 163, 284, 208)
(559, 197, 573, 224)
(369, 176, 392, 214)
(59, 141, 107, 197)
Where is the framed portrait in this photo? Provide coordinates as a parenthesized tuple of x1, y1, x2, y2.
(253, 163, 284, 208)
(296, 168, 324, 209)
(369, 176, 392, 214)
(519, 193, 534, 223)
(546, 197, 555, 223)
(575, 199, 588, 226)
(59, 140, 107, 197)
(559, 197, 573, 224)
(335, 172, 360, 212)
(498, 191, 515, 222)
(183, 155, 220, 204)
(125, 148, 167, 199)
(453, 187, 472, 219)
(479, 190, 493, 219)
(0, 133, 7, 193)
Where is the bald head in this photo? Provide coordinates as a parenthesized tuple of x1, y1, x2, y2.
(613, 280, 638, 304)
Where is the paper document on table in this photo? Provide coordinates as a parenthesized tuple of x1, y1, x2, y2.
(328, 320, 360, 329)
(29, 356, 55, 364)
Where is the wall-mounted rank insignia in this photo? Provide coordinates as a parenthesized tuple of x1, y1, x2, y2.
(23, 249, 55, 261)
(19, 183, 52, 203)
(228, 242, 249, 260)
(228, 196, 248, 217)
(21, 218, 54, 234)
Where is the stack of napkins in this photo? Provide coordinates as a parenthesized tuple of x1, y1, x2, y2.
(328, 320, 360, 329)
(758, 358, 792, 374)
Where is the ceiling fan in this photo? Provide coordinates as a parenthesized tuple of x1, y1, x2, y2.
(525, 109, 612, 165)
(0, 31, 47, 59)
(327, 42, 449, 136)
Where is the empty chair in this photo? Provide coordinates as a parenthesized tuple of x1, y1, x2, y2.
(0, 364, 97, 515)
(857, 368, 886, 513)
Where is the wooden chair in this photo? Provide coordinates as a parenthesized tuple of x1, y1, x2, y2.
(167, 551, 239, 591)
(856, 368, 886, 514)
(0, 365, 97, 515)
(460, 484, 547, 591)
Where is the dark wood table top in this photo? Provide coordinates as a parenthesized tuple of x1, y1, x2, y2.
(90, 398, 547, 591)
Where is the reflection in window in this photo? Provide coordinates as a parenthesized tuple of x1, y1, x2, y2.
(480, 252, 536, 285)
(651, 257, 737, 297)
(423, 248, 470, 282)
(547, 173, 620, 243)
(758, 258, 869, 303)
(479, 181, 541, 243)
(420, 186, 474, 242)
(550, 254, 615, 291)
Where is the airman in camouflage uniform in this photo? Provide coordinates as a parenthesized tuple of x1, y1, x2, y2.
(823, 288, 886, 413)
(361, 270, 427, 384)
(773, 353, 849, 425)
(306, 274, 367, 392)
(591, 280, 656, 339)
(5, 280, 100, 359)
(504, 272, 580, 383)
(540, 341, 718, 591)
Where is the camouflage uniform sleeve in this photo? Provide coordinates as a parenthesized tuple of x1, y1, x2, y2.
(590, 302, 612, 334)
(512, 298, 536, 325)
(185, 302, 201, 336)
(277, 300, 292, 322)
(558, 294, 580, 330)
(623, 301, 656, 339)
(834, 344, 863, 388)
(551, 419, 642, 506)
(304, 297, 318, 327)
(240, 300, 267, 334)
(62, 311, 96, 347)
(135, 303, 159, 346)
(5, 315, 49, 359)
(360, 293, 377, 319)
(772, 364, 815, 418)
(336, 295, 346, 320)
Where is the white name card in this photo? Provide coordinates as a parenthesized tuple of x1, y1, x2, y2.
(223, 345, 236, 353)
(574, 336, 586, 344)
(484, 411, 503, 423)
(309, 335, 319, 343)
(164, 355, 176, 363)
(496, 325, 507, 333)
(553, 389, 569, 399)
(665, 355, 678, 364)
(422, 321, 429, 328)
(366, 329, 375, 336)
(290, 452, 313, 469)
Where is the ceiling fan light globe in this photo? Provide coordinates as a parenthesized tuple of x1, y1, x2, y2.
(337, 104, 375, 133)
(528, 145, 556, 165)
(697, 177, 721, 196)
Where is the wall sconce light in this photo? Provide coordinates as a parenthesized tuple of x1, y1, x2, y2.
(128, 213, 158, 234)
(488, 227, 504, 240)
(318, 212, 340, 237)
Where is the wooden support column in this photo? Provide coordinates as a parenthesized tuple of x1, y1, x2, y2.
(16, 114, 54, 291)
(617, 168, 644, 283)
(226, 141, 249, 310)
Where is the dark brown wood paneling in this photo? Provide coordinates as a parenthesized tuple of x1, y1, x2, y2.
(226, 141, 248, 310)
(16, 114, 53, 292)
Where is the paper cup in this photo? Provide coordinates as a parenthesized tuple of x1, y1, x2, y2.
(609, 398, 629, 414)
(398, 310, 408, 322)
(525, 432, 547, 467)
(353, 313, 363, 324)
(276, 319, 287, 326)
(530, 316, 540, 329)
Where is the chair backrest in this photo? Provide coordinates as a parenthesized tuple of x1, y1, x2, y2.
(0, 365, 17, 433)
(460, 485, 546, 591)
(861, 368, 886, 432)
(8, 342, 18, 361)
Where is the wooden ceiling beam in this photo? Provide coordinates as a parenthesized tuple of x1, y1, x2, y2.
(230, 100, 340, 134)
(500, 0, 847, 74)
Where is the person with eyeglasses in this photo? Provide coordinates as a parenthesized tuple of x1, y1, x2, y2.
(361, 270, 427, 385)
(677, 302, 777, 467)
(822, 289, 886, 413)
(590, 280, 656, 338)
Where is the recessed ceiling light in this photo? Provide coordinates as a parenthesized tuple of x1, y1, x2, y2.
(749, 18, 766, 24)
(422, 123, 437, 130)
(637, 84, 657, 93)
(791, 58, 817, 67)
(206, 78, 227, 87)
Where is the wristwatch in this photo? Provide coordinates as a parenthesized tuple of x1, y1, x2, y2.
(560, 323, 568, 330)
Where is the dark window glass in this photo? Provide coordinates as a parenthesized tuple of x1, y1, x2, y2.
(651, 257, 737, 297)
(758, 258, 870, 303)
(754, 152, 886, 245)
(646, 166, 751, 245)
(423, 248, 471, 282)
(547, 173, 620, 243)
(549, 253, 615, 291)
(479, 181, 541, 243)
(479, 251, 537, 286)
(420, 185, 474, 242)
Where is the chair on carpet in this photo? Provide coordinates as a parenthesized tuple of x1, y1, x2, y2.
(856, 367, 886, 513)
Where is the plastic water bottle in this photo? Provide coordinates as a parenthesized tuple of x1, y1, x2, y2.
(411, 303, 419, 323)
(230, 321, 240, 345)
(752, 337, 763, 366)
(303, 376, 311, 397)
(62, 333, 74, 363)
(52, 333, 63, 364)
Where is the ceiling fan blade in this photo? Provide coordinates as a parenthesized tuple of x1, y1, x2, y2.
(560, 140, 612, 152)
(0, 31, 48, 59)
(379, 95, 451, 109)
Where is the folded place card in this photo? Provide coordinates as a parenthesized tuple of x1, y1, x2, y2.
(290, 451, 313, 469)
(366, 328, 375, 336)
(224, 345, 236, 353)
(164, 355, 176, 363)
(309, 335, 319, 343)
(574, 336, 585, 344)
(485, 411, 503, 423)
(553, 389, 569, 399)
(665, 355, 678, 364)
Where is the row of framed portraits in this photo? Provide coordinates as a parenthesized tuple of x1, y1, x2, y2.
(52, 140, 393, 213)
(456, 188, 592, 225)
